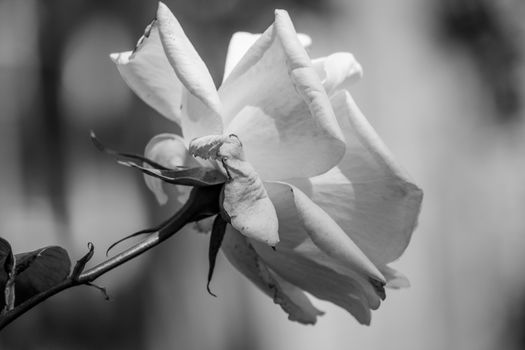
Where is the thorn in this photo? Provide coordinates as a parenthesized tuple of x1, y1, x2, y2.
(86, 282, 110, 301)
(71, 242, 95, 279)
(271, 246, 276, 251)
(206, 283, 217, 298)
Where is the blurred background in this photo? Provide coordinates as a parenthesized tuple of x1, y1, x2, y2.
(0, 0, 524, 349)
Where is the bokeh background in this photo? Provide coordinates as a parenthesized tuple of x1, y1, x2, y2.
(1, 0, 525, 349)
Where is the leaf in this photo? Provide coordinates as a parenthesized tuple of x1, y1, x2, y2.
(207, 215, 227, 297)
(0, 237, 15, 313)
(0, 237, 13, 285)
(120, 161, 227, 186)
(14, 246, 71, 306)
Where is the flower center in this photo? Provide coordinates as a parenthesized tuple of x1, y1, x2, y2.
(189, 134, 280, 246)
(189, 134, 246, 179)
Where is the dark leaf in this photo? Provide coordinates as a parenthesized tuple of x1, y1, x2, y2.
(207, 215, 227, 297)
(0, 237, 13, 284)
(120, 161, 227, 187)
(14, 246, 71, 305)
(0, 237, 15, 312)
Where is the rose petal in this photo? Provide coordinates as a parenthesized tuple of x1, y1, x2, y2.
(269, 270, 325, 323)
(219, 10, 345, 181)
(189, 134, 279, 245)
(380, 265, 410, 289)
(312, 52, 363, 96)
(156, 2, 223, 141)
(264, 181, 385, 311)
(144, 133, 192, 205)
(223, 31, 312, 83)
(266, 182, 385, 284)
(222, 171, 279, 246)
(221, 226, 323, 324)
(251, 239, 373, 325)
(110, 20, 185, 125)
(295, 90, 423, 265)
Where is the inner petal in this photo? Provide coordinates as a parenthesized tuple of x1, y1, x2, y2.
(144, 133, 194, 205)
(189, 135, 279, 246)
(219, 10, 345, 181)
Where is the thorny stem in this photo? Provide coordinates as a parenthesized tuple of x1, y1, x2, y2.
(0, 185, 222, 331)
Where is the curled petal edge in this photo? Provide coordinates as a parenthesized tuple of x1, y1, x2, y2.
(221, 226, 323, 324)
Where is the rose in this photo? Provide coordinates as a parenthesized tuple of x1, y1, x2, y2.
(111, 2, 422, 325)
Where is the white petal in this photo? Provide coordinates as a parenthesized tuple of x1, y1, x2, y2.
(269, 271, 324, 323)
(251, 239, 373, 325)
(255, 181, 387, 319)
(156, 2, 223, 141)
(222, 164, 279, 246)
(221, 143, 279, 246)
(219, 10, 345, 181)
(188, 134, 279, 245)
(298, 33, 313, 48)
(221, 226, 323, 324)
(380, 265, 410, 289)
(110, 20, 185, 124)
(223, 31, 312, 83)
(143, 133, 191, 205)
(265, 182, 385, 287)
(312, 52, 363, 96)
(295, 90, 423, 265)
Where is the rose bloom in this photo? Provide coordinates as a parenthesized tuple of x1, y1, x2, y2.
(111, 2, 422, 325)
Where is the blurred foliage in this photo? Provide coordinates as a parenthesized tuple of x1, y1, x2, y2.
(436, 0, 522, 122)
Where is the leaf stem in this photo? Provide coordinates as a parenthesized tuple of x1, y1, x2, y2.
(0, 185, 222, 331)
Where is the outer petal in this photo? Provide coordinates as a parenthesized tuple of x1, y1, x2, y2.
(111, 4, 223, 142)
(221, 159, 280, 246)
(294, 90, 423, 266)
(110, 20, 185, 124)
(265, 182, 384, 285)
(252, 239, 373, 325)
(156, 2, 223, 141)
(221, 226, 324, 324)
(380, 265, 410, 289)
(249, 181, 387, 323)
(144, 133, 193, 205)
(223, 31, 312, 83)
(189, 135, 279, 245)
(219, 10, 345, 181)
(312, 52, 363, 96)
